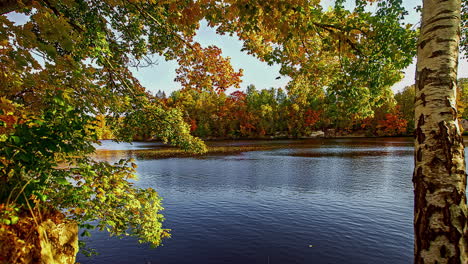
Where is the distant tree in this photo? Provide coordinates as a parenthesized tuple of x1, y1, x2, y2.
(155, 90, 167, 99)
(394, 85, 415, 134)
(207, 0, 416, 118)
(457, 78, 468, 119)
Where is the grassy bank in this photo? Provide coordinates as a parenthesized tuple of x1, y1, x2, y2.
(133, 145, 278, 159)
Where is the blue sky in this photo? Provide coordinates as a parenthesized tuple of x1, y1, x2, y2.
(132, 0, 467, 95)
(7, 1, 467, 95)
(132, 20, 291, 95)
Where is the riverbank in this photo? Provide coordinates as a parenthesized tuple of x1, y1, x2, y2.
(101, 129, 414, 142)
(129, 145, 278, 159)
(96, 136, 416, 160)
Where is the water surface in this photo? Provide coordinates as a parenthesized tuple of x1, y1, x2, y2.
(79, 138, 417, 264)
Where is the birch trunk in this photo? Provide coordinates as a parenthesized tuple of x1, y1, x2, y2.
(414, 0, 468, 263)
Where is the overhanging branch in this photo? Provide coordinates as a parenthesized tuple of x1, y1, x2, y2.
(0, 0, 32, 15)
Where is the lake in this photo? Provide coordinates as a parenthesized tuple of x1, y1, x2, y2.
(78, 137, 418, 264)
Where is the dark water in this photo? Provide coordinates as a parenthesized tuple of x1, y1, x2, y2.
(78, 138, 417, 264)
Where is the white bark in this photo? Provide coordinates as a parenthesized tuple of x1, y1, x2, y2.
(414, 0, 468, 263)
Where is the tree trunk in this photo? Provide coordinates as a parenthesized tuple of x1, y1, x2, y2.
(414, 0, 468, 263)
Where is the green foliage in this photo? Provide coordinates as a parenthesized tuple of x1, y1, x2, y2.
(115, 99, 207, 153)
(0, 92, 175, 247)
(166, 83, 409, 138)
(393, 79, 468, 134)
(394, 85, 415, 133)
(458, 78, 468, 119)
(62, 159, 170, 246)
(1, 0, 420, 255)
(0, 0, 211, 251)
(0, 204, 20, 225)
(206, 0, 417, 118)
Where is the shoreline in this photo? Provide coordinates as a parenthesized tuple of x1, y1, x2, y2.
(96, 136, 416, 160)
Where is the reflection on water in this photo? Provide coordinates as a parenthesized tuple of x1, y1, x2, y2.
(95, 140, 166, 150)
(287, 149, 413, 158)
(79, 137, 417, 264)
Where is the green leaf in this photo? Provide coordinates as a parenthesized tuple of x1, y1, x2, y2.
(10, 136, 20, 144)
(81, 223, 95, 229)
(81, 230, 91, 237)
(53, 96, 65, 106)
(37, 193, 48, 202)
(10, 216, 19, 225)
(33, 120, 45, 125)
(56, 177, 70, 185)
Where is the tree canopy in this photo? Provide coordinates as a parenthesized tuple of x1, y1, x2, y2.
(1, 0, 421, 257)
(204, 0, 417, 116)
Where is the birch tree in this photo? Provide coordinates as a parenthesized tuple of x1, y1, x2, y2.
(414, 0, 468, 262)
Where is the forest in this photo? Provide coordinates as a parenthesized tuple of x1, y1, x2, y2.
(0, 0, 467, 263)
(95, 78, 468, 140)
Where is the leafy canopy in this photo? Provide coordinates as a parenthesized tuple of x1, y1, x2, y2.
(203, 0, 417, 117)
(1, 0, 417, 252)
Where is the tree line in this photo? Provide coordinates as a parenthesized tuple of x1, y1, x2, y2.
(96, 77, 467, 140)
(1, 0, 466, 262)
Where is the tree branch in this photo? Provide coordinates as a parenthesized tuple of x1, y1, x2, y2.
(313, 22, 363, 56)
(0, 0, 32, 15)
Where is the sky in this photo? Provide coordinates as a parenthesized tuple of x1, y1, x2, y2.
(132, 0, 467, 95)
(131, 21, 291, 95)
(7, 1, 467, 95)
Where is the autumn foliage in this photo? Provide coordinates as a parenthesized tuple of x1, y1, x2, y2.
(0, 0, 419, 258)
(376, 112, 408, 136)
(175, 43, 243, 92)
(160, 85, 412, 139)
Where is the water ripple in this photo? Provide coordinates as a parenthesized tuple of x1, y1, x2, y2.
(79, 138, 419, 264)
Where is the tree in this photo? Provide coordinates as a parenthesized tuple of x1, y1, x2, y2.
(206, 0, 417, 118)
(413, 0, 467, 262)
(175, 43, 243, 92)
(457, 78, 468, 119)
(395, 85, 416, 133)
(4, 0, 464, 262)
(0, 0, 227, 258)
(204, 0, 467, 260)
